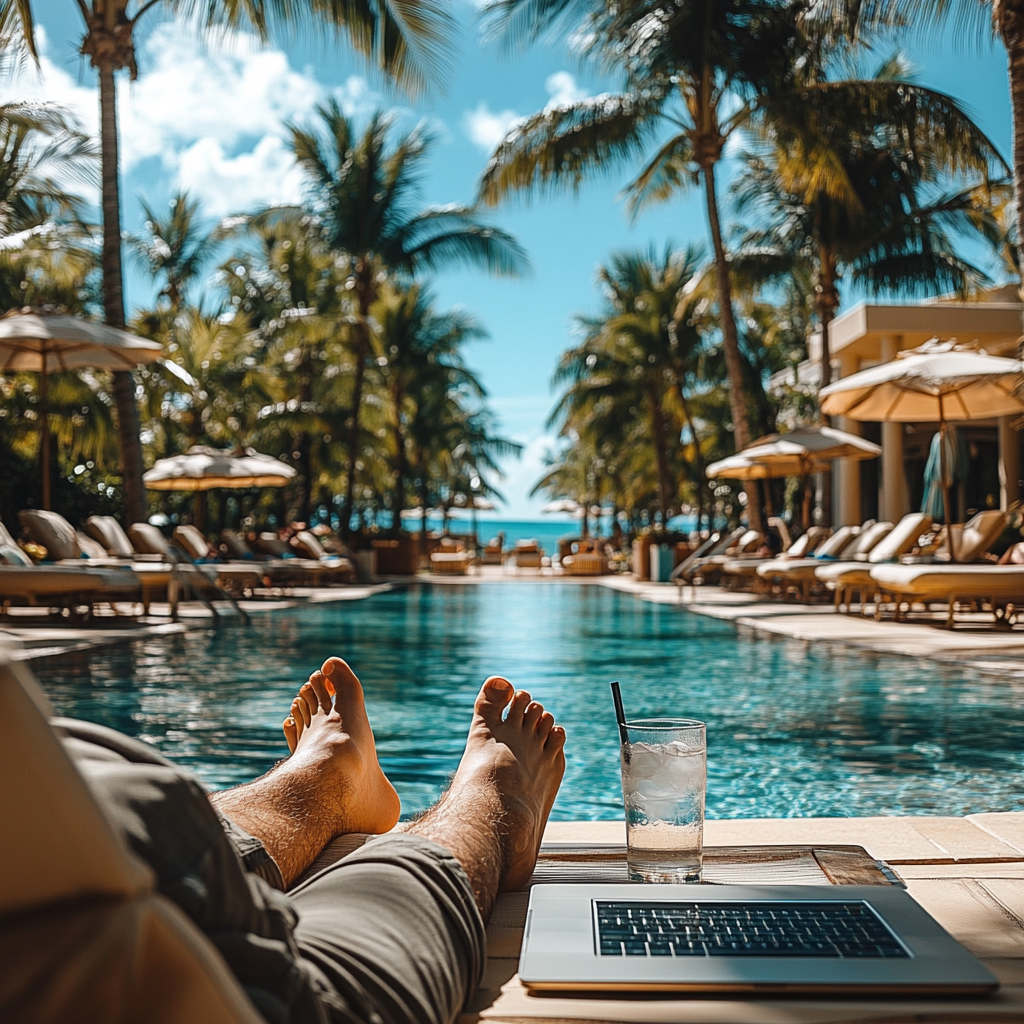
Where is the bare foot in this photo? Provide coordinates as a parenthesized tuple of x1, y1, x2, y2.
(212, 657, 400, 887)
(451, 676, 566, 891)
(282, 668, 336, 754)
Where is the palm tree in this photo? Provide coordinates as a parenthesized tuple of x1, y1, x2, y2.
(287, 102, 528, 534)
(811, 1, 1024, 293)
(479, 0, 815, 530)
(128, 192, 219, 314)
(0, 0, 457, 525)
(371, 282, 487, 523)
(550, 246, 701, 524)
(735, 51, 1004, 393)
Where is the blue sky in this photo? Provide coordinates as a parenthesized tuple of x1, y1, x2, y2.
(6, 2, 1013, 516)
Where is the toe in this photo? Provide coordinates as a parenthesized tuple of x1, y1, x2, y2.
(505, 689, 532, 725)
(536, 710, 554, 738)
(524, 701, 544, 730)
(545, 725, 567, 754)
(308, 671, 333, 713)
(474, 676, 514, 726)
(297, 683, 317, 723)
(292, 695, 310, 731)
(323, 657, 362, 698)
(283, 715, 298, 754)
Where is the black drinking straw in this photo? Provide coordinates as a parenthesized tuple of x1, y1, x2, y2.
(610, 680, 630, 763)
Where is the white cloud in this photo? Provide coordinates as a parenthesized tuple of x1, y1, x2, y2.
(6, 23, 379, 215)
(544, 71, 589, 109)
(175, 135, 307, 216)
(463, 101, 520, 151)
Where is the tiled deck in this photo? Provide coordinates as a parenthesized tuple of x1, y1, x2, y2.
(466, 814, 1024, 1023)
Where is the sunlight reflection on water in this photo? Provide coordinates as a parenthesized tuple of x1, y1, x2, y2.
(34, 583, 1024, 820)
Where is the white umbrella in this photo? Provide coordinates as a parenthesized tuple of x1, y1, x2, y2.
(0, 310, 164, 509)
(820, 339, 1024, 558)
(540, 498, 581, 514)
(143, 447, 296, 491)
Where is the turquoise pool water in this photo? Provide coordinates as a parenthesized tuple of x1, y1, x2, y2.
(34, 583, 1024, 820)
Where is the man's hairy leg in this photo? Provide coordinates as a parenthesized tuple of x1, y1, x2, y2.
(408, 676, 566, 919)
(211, 657, 400, 887)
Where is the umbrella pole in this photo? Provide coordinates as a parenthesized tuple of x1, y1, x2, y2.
(40, 369, 50, 511)
(801, 474, 812, 532)
(938, 400, 956, 563)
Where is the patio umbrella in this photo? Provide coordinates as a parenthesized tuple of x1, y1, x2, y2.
(820, 339, 1024, 559)
(0, 311, 164, 509)
(144, 446, 296, 532)
(540, 498, 581, 514)
(143, 447, 296, 491)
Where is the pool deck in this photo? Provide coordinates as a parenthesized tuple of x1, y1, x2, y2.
(597, 575, 1024, 682)
(466, 814, 1024, 1023)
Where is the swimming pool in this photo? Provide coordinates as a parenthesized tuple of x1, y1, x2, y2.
(34, 582, 1024, 820)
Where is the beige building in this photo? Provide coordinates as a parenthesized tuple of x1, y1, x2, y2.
(774, 287, 1023, 526)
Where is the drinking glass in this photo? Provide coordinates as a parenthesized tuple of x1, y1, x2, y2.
(619, 718, 706, 883)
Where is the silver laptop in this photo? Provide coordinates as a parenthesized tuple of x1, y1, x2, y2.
(519, 884, 998, 994)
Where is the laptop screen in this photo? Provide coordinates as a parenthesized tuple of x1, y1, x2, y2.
(594, 901, 910, 959)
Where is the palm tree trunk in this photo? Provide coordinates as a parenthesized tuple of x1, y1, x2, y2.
(343, 270, 373, 538)
(98, 65, 146, 527)
(701, 160, 762, 532)
(676, 384, 706, 531)
(1005, 13, 1024, 307)
(816, 246, 840, 525)
(391, 383, 409, 533)
(646, 377, 672, 524)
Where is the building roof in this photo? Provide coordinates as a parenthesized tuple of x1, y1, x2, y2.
(830, 299, 1023, 362)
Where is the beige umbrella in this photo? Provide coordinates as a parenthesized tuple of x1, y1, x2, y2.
(143, 447, 297, 491)
(144, 446, 296, 533)
(708, 427, 881, 525)
(0, 311, 164, 509)
(820, 339, 1024, 559)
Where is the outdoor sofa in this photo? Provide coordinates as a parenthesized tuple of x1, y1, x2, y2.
(511, 539, 543, 569)
(430, 537, 472, 575)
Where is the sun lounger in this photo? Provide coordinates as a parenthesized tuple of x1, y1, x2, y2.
(246, 530, 354, 585)
(682, 528, 764, 585)
(755, 525, 865, 602)
(814, 514, 931, 613)
(0, 657, 264, 1024)
(721, 525, 831, 591)
(84, 514, 165, 563)
(17, 510, 180, 615)
(869, 563, 1024, 628)
(0, 564, 146, 618)
(290, 531, 355, 580)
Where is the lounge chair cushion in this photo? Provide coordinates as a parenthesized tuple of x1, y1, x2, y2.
(220, 529, 255, 560)
(19, 509, 81, 561)
(173, 525, 213, 560)
(77, 531, 111, 560)
(130, 523, 176, 558)
(866, 512, 932, 564)
(85, 515, 136, 558)
(0, 542, 32, 566)
(292, 530, 327, 560)
(808, 525, 858, 560)
(953, 510, 1007, 563)
(732, 529, 762, 554)
(844, 521, 894, 560)
(870, 564, 1024, 599)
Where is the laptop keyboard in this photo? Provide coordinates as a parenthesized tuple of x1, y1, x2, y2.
(595, 901, 908, 958)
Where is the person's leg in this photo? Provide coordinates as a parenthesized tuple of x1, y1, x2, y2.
(286, 676, 566, 1024)
(407, 675, 566, 916)
(210, 657, 400, 888)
